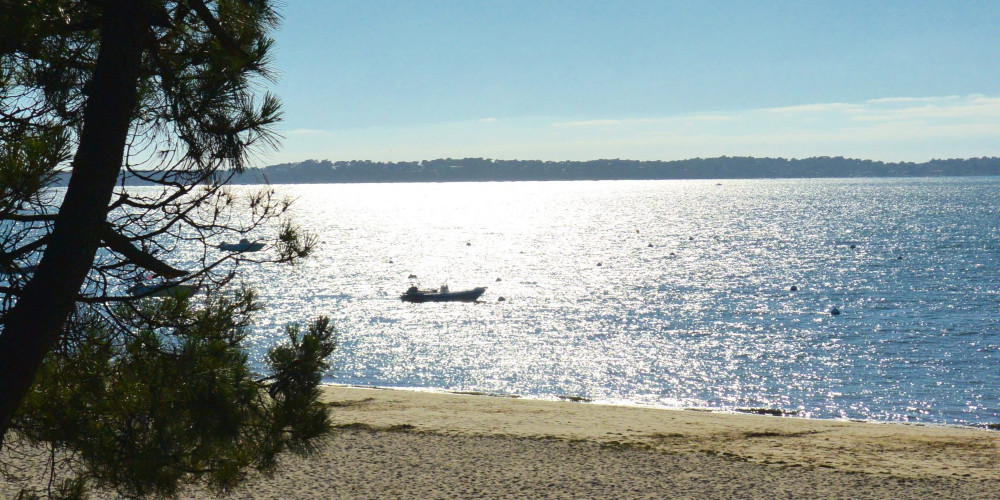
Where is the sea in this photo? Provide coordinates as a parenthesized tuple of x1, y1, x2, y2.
(202, 177, 1000, 426)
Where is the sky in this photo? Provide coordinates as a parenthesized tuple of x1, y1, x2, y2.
(264, 0, 1000, 164)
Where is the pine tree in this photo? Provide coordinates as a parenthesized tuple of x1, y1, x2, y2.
(1, 1, 333, 496)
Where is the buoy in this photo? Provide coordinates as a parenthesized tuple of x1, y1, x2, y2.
(830, 307, 841, 316)
(790, 285, 798, 291)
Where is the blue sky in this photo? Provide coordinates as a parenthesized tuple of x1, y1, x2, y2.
(265, 0, 1000, 163)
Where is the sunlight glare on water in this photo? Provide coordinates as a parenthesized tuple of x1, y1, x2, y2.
(222, 178, 1000, 426)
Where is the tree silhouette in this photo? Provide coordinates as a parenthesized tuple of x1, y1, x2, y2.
(1, 1, 330, 496)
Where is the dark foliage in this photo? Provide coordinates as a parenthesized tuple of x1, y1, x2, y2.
(12, 293, 336, 498)
(0, 1, 332, 498)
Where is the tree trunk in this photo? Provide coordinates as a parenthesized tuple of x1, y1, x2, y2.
(0, 1, 152, 445)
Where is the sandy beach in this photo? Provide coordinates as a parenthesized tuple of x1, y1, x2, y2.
(207, 386, 1000, 498)
(5, 385, 999, 498)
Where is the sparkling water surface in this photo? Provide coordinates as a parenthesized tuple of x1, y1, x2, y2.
(229, 177, 1000, 426)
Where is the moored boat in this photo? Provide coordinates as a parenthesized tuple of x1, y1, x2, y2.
(400, 285, 486, 303)
(128, 281, 198, 298)
(217, 238, 265, 252)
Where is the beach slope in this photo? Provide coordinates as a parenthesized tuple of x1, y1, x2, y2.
(4, 385, 998, 499)
(224, 386, 999, 499)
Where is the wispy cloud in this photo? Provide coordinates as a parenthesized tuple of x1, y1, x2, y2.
(554, 114, 734, 128)
(682, 114, 735, 123)
(865, 95, 963, 105)
(268, 94, 1000, 164)
(285, 128, 337, 136)
(765, 102, 862, 115)
(554, 119, 630, 127)
(850, 95, 1000, 122)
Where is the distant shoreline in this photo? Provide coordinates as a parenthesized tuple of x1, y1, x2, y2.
(232, 156, 1000, 185)
(53, 156, 1000, 186)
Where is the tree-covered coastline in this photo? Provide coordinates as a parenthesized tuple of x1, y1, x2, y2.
(228, 156, 1000, 184)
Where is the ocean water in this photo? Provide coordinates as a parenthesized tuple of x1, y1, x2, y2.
(226, 177, 1000, 426)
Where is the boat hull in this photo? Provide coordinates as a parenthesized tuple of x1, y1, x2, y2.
(128, 283, 198, 298)
(218, 242, 265, 252)
(400, 287, 486, 303)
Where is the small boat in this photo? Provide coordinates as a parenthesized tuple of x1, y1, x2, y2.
(400, 285, 486, 303)
(1, 263, 38, 275)
(128, 281, 198, 298)
(217, 238, 264, 253)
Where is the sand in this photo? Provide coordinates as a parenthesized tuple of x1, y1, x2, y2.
(4, 385, 999, 498)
